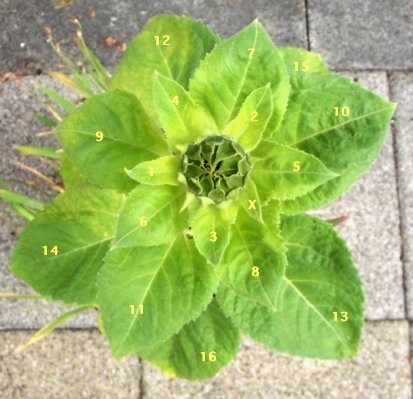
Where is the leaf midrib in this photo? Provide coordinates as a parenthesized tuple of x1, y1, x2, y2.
(114, 190, 183, 247)
(58, 128, 164, 157)
(223, 23, 259, 126)
(289, 106, 395, 146)
(117, 236, 179, 350)
(282, 276, 349, 349)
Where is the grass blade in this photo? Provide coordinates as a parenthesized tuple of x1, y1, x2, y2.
(0, 188, 44, 210)
(36, 85, 76, 113)
(14, 145, 62, 160)
(0, 292, 44, 300)
(35, 114, 57, 127)
(15, 304, 93, 352)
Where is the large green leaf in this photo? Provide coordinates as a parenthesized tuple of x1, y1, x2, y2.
(217, 214, 364, 359)
(274, 73, 395, 213)
(110, 14, 219, 121)
(9, 186, 124, 305)
(153, 73, 217, 150)
(189, 20, 290, 137)
(250, 141, 337, 203)
(56, 89, 168, 192)
(112, 184, 187, 248)
(98, 234, 218, 357)
(223, 84, 273, 151)
(217, 206, 286, 310)
(138, 299, 240, 380)
(189, 199, 238, 265)
(59, 152, 88, 188)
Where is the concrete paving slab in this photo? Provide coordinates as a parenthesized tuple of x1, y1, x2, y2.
(0, 75, 97, 329)
(141, 321, 412, 399)
(390, 72, 413, 319)
(0, 329, 141, 399)
(312, 71, 404, 320)
(0, 0, 306, 76)
(308, 0, 413, 69)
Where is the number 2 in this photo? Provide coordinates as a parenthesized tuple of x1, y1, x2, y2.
(251, 111, 258, 122)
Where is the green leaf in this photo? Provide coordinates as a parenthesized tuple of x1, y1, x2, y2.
(59, 153, 89, 188)
(249, 141, 337, 203)
(9, 186, 125, 305)
(152, 73, 216, 149)
(279, 47, 328, 85)
(234, 175, 263, 222)
(217, 206, 286, 310)
(223, 84, 273, 151)
(217, 214, 364, 359)
(98, 233, 218, 357)
(274, 73, 396, 213)
(126, 155, 181, 186)
(110, 14, 219, 121)
(56, 89, 168, 192)
(189, 199, 238, 265)
(189, 20, 289, 138)
(138, 299, 240, 380)
(113, 184, 187, 248)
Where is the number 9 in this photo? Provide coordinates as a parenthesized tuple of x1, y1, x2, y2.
(96, 131, 104, 142)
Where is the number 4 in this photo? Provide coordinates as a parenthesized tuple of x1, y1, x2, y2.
(171, 96, 179, 106)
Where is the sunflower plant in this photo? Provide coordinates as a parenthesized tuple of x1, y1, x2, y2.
(7, 14, 395, 380)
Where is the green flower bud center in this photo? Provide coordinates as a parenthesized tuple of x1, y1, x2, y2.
(182, 136, 251, 203)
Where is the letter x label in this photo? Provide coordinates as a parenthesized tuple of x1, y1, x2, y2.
(248, 200, 256, 210)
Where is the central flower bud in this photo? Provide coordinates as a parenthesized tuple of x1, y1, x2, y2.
(182, 136, 251, 203)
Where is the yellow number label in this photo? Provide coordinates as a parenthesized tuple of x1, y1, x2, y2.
(293, 61, 309, 72)
(210, 231, 217, 242)
(248, 199, 256, 210)
(130, 304, 144, 315)
(155, 35, 170, 46)
(139, 216, 148, 227)
(95, 131, 104, 142)
(251, 266, 260, 277)
(43, 245, 59, 256)
(171, 95, 179, 106)
(251, 111, 259, 122)
(333, 106, 350, 117)
(248, 47, 256, 59)
(333, 311, 348, 322)
(149, 166, 154, 176)
(200, 351, 217, 362)
(293, 161, 301, 172)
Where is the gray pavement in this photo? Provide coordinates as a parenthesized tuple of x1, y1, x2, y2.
(1, 1, 412, 398)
